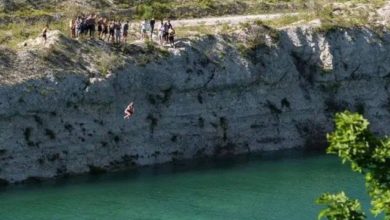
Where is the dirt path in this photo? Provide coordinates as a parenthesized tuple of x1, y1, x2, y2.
(129, 12, 300, 45)
(170, 13, 300, 27)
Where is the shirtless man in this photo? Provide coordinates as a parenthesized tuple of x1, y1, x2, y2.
(124, 102, 135, 119)
(168, 27, 175, 48)
(42, 24, 49, 43)
(108, 21, 115, 43)
(97, 17, 104, 39)
(122, 21, 129, 44)
(69, 18, 75, 38)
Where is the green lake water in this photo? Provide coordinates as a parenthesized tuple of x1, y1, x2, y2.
(0, 153, 375, 220)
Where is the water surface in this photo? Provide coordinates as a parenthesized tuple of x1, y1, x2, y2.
(0, 153, 374, 220)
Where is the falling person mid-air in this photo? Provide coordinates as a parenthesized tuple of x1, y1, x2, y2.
(124, 102, 135, 119)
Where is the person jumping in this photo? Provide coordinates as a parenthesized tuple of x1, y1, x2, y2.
(124, 102, 135, 119)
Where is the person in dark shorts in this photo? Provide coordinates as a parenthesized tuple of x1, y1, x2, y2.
(163, 20, 173, 43)
(89, 14, 96, 39)
(97, 17, 103, 39)
(168, 27, 175, 48)
(84, 15, 91, 36)
(163, 21, 169, 43)
(76, 16, 82, 37)
(150, 18, 155, 39)
(108, 21, 115, 43)
(122, 21, 129, 43)
(115, 20, 121, 44)
(102, 18, 109, 41)
(79, 16, 86, 36)
(82, 16, 88, 36)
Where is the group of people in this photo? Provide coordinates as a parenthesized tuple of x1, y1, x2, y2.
(69, 14, 130, 44)
(140, 19, 176, 47)
(68, 13, 176, 46)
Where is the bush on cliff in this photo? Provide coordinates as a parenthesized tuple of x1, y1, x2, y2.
(317, 111, 390, 220)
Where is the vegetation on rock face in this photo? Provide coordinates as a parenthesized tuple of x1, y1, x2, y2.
(235, 20, 281, 63)
(317, 111, 390, 220)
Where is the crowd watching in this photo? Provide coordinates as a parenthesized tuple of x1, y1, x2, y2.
(67, 13, 176, 47)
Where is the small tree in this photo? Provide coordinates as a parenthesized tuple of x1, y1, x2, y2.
(317, 192, 366, 220)
(135, 1, 170, 20)
(150, 2, 170, 20)
(198, 0, 214, 8)
(317, 111, 390, 220)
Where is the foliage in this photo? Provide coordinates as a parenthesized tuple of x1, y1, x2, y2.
(317, 111, 390, 219)
(314, 0, 386, 32)
(135, 0, 170, 20)
(96, 52, 122, 76)
(197, 0, 215, 8)
(262, 13, 317, 28)
(236, 21, 279, 62)
(316, 5, 369, 32)
(317, 192, 366, 220)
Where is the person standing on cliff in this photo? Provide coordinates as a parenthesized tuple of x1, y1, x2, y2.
(158, 20, 165, 45)
(89, 14, 97, 39)
(97, 17, 104, 39)
(150, 18, 155, 40)
(122, 21, 129, 44)
(108, 21, 115, 43)
(141, 19, 148, 40)
(163, 20, 173, 43)
(42, 24, 49, 44)
(69, 18, 76, 38)
(115, 20, 122, 44)
(75, 16, 82, 38)
(102, 18, 109, 41)
(168, 26, 175, 48)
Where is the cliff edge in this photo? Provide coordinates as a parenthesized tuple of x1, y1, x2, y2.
(1, 21, 390, 184)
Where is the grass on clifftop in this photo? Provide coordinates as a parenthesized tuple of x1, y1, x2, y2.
(315, 0, 387, 31)
(1, 0, 383, 21)
(0, 21, 67, 49)
(0, 0, 387, 49)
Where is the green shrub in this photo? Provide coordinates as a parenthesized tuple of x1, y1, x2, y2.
(317, 192, 366, 220)
(318, 111, 390, 219)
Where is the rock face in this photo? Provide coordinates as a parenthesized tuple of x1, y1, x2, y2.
(1, 27, 390, 183)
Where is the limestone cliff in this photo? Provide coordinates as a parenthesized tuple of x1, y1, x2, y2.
(1, 26, 390, 184)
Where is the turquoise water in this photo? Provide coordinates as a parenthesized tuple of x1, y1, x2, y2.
(0, 154, 374, 220)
